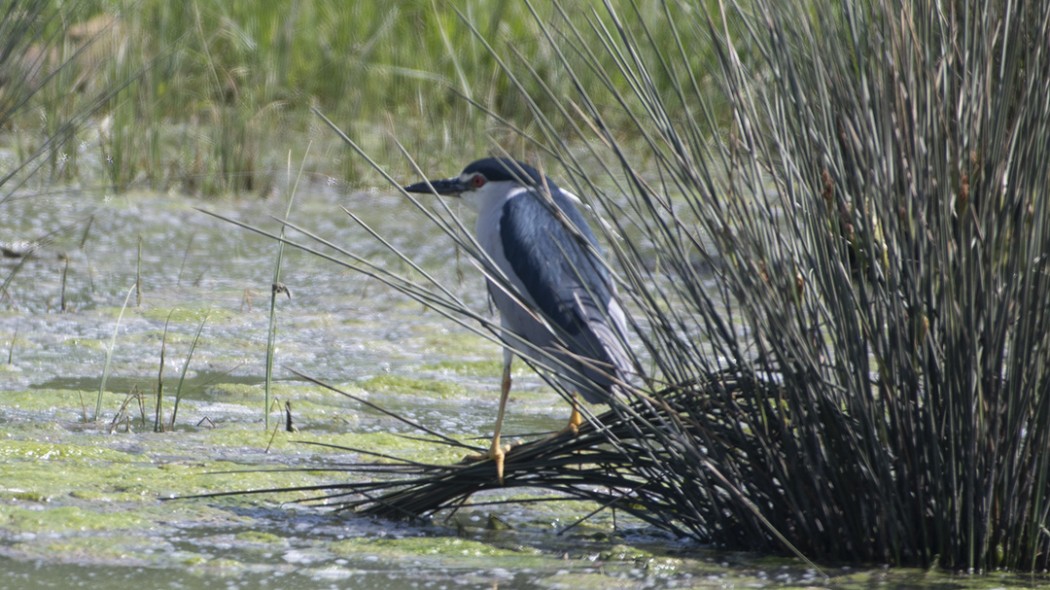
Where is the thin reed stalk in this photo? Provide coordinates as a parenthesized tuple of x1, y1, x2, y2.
(170, 312, 208, 430)
(135, 235, 143, 307)
(6, 324, 17, 364)
(95, 282, 136, 421)
(59, 257, 70, 311)
(264, 147, 310, 429)
(155, 310, 173, 432)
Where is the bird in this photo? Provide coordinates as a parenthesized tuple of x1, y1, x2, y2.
(403, 157, 632, 484)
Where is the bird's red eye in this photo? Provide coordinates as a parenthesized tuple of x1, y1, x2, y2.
(470, 174, 487, 188)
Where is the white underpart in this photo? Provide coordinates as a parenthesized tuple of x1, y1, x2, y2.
(464, 181, 543, 317)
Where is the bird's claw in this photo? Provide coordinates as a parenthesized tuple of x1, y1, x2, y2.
(460, 442, 515, 485)
(561, 404, 583, 436)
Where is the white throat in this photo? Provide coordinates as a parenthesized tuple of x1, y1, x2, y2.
(459, 181, 525, 213)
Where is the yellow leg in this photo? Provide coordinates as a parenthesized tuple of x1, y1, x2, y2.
(459, 351, 514, 484)
(489, 353, 513, 485)
(566, 396, 583, 433)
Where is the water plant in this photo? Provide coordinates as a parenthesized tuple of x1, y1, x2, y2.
(0, 1, 128, 309)
(274, 0, 1050, 574)
(7, 0, 1050, 576)
(5, 1, 730, 197)
(93, 281, 136, 421)
(263, 147, 310, 429)
(168, 310, 209, 431)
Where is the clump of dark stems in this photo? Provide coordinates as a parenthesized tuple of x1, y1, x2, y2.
(221, 0, 1050, 574)
(521, 0, 1050, 572)
(194, 370, 779, 538)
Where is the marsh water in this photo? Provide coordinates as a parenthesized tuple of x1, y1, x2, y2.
(0, 183, 1033, 589)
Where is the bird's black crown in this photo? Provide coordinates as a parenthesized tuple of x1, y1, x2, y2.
(462, 158, 550, 189)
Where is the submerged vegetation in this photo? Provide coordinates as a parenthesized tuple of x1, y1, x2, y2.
(5, 0, 1050, 578)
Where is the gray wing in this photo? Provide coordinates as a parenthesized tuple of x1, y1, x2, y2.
(498, 188, 630, 401)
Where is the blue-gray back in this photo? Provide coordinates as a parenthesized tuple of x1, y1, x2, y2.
(498, 183, 614, 339)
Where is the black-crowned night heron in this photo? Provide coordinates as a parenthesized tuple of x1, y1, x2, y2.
(404, 157, 632, 483)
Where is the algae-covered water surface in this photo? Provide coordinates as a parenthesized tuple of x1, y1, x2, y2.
(0, 187, 1033, 589)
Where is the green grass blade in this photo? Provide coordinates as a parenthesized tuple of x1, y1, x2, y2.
(170, 311, 209, 431)
(96, 282, 136, 421)
(264, 143, 311, 429)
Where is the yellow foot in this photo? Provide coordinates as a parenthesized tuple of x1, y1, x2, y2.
(459, 443, 514, 485)
(494, 446, 505, 485)
(563, 405, 583, 436)
(544, 413, 583, 444)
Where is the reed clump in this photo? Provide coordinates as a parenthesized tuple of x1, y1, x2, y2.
(526, 0, 1050, 572)
(303, 0, 1050, 574)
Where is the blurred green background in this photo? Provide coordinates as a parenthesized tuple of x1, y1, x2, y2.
(2, 0, 722, 196)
